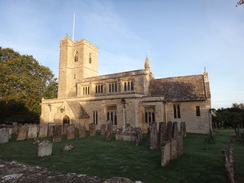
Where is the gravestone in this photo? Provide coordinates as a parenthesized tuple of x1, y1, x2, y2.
(48, 123, 54, 137)
(89, 123, 96, 136)
(7, 128, 13, 139)
(63, 123, 69, 135)
(166, 121, 173, 141)
(161, 141, 171, 167)
(135, 128, 142, 146)
(0, 128, 9, 144)
(100, 124, 106, 135)
(172, 122, 178, 138)
(63, 144, 74, 151)
(149, 121, 158, 149)
(27, 125, 38, 139)
(79, 125, 86, 138)
(53, 125, 62, 142)
(170, 138, 178, 160)
(16, 125, 29, 141)
(38, 124, 48, 138)
(12, 122, 18, 134)
(175, 136, 184, 157)
(159, 122, 167, 146)
(180, 122, 186, 137)
(67, 125, 75, 140)
(106, 121, 113, 141)
(38, 140, 53, 157)
(115, 128, 122, 141)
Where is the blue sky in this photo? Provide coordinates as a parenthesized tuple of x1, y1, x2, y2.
(0, 0, 243, 109)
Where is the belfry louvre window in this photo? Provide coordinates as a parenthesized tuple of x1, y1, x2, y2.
(196, 106, 201, 116)
(107, 106, 117, 125)
(124, 80, 134, 91)
(93, 111, 98, 125)
(109, 82, 117, 93)
(82, 86, 89, 95)
(145, 107, 155, 123)
(173, 104, 181, 118)
(95, 84, 103, 94)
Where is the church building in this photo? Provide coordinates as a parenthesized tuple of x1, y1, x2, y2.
(40, 35, 212, 134)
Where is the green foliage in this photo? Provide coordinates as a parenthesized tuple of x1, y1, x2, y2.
(212, 103, 244, 129)
(43, 78, 58, 99)
(1, 132, 244, 183)
(0, 47, 57, 124)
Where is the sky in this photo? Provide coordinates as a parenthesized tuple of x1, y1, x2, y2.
(0, 0, 243, 109)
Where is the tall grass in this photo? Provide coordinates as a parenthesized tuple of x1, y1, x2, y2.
(0, 130, 243, 183)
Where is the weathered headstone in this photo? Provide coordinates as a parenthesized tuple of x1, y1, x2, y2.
(115, 128, 122, 141)
(89, 123, 96, 136)
(53, 125, 62, 142)
(149, 121, 158, 149)
(38, 124, 48, 138)
(106, 121, 113, 141)
(135, 128, 142, 146)
(16, 125, 29, 141)
(63, 123, 69, 135)
(0, 128, 9, 144)
(63, 144, 74, 151)
(175, 136, 183, 157)
(100, 124, 106, 135)
(170, 138, 178, 160)
(172, 122, 178, 138)
(38, 140, 53, 157)
(166, 121, 173, 141)
(48, 123, 54, 137)
(11, 123, 18, 134)
(8, 128, 13, 139)
(27, 125, 38, 139)
(159, 122, 167, 146)
(161, 141, 171, 167)
(79, 125, 86, 138)
(180, 122, 186, 137)
(66, 125, 75, 140)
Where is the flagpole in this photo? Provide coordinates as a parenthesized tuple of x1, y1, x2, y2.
(72, 13, 75, 41)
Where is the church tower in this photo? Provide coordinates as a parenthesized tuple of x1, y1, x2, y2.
(58, 35, 99, 98)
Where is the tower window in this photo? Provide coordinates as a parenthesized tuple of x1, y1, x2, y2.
(173, 104, 181, 118)
(74, 51, 79, 62)
(196, 106, 201, 116)
(89, 53, 92, 63)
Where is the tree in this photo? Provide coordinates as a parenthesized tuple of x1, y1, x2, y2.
(236, 0, 244, 6)
(0, 47, 56, 124)
(212, 103, 244, 135)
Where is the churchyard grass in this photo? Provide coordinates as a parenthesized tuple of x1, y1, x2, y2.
(0, 130, 243, 183)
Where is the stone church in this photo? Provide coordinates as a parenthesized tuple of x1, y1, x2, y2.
(40, 35, 212, 134)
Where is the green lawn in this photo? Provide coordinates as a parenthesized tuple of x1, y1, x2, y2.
(0, 130, 243, 183)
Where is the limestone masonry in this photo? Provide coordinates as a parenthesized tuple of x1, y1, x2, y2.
(40, 35, 212, 134)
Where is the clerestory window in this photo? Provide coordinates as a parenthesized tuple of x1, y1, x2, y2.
(124, 80, 134, 91)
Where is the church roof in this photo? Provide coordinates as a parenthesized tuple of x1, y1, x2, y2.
(67, 101, 90, 119)
(149, 74, 207, 102)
